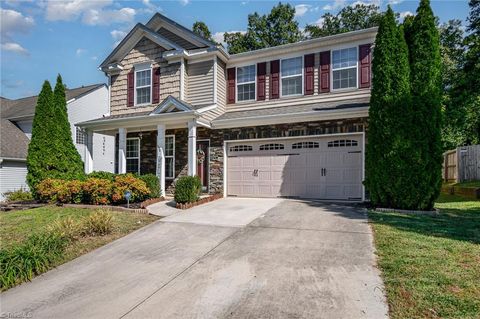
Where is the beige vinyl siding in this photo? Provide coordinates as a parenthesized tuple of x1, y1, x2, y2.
(200, 59, 227, 122)
(187, 60, 214, 107)
(110, 37, 180, 116)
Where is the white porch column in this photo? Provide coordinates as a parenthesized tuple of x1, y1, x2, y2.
(187, 119, 197, 176)
(84, 129, 93, 174)
(156, 124, 166, 197)
(118, 128, 127, 174)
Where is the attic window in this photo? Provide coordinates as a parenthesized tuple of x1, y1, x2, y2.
(135, 64, 152, 105)
(230, 145, 253, 152)
(259, 143, 284, 151)
(327, 139, 358, 147)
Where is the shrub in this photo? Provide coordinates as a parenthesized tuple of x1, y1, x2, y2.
(36, 178, 64, 203)
(137, 174, 161, 198)
(3, 188, 33, 202)
(87, 171, 116, 181)
(81, 210, 114, 236)
(0, 232, 68, 290)
(174, 176, 202, 204)
(111, 174, 149, 204)
(36, 179, 84, 204)
(82, 178, 113, 205)
(48, 217, 80, 242)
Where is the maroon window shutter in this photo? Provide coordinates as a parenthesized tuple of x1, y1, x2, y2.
(270, 60, 280, 99)
(304, 54, 315, 95)
(152, 67, 160, 104)
(257, 62, 266, 101)
(359, 44, 372, 88)
(127, 69, 134, 107)
(319, 51, 330, 93)
(227, 67, 236, 104)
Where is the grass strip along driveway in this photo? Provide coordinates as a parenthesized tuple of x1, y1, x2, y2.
(369, 194, 480, 319)
(0, 206, 159, 291)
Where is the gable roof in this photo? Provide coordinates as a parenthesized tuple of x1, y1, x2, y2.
(1, 83, 105, 120)
(151, 95, 194, 114)
(0, 118, 30, 159)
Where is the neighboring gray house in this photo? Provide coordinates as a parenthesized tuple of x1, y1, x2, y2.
(79, 13, 374, 201)
(0, 84, 114, 200)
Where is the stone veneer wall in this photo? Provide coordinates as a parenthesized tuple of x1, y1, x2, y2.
(115, 117, 368, 195)
(110, 37, 181, 116)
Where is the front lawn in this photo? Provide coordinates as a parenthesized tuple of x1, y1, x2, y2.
(0, 206, 159, 290)
(369, 194, 480, 319)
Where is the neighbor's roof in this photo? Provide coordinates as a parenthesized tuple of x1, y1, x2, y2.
(1, 83, 105, 120)
(0, 118, 30, 159)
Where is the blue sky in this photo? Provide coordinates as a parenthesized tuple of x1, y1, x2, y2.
(0, 0, 471, 99)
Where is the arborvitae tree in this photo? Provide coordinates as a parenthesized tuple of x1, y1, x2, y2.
(26, 81, 55, 190)
(52, 74, 84, 178)
(404, 0, 443, 209)
(365, 6, 411, 208)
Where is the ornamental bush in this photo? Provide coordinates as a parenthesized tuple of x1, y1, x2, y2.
(111, 174, 149, 204)
(87, 171, 116, 181)
(174, 176, 202, 204)
(82, 178, 113, 205)
(137, 174, 161, 198)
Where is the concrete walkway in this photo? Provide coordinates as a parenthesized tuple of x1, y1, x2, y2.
(0, 199, 388, 319)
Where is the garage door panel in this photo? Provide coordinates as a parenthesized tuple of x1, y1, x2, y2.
(227, 134, 363, 200)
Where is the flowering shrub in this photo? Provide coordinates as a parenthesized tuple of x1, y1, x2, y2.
(36, 179, 65, 203)
(82, 178, 113, 205)
(111, 174, 149, 204)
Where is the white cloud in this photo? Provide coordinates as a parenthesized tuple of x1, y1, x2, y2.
(388, 0, 403, 4)
(212, 30, 246, 46)
(1, 9, 35, 39)
(142, 0, 161, 13)
(315, 17, 325, 27)
(400, 11, 413, 19)
(179, 0, 189, 6)
(76, 48, 86, 56)
(294, 4, 311, 17)
(111, 29, 127, 46)
(45, 0, 136, 25)
(323, 0, 345, 10)
(1, 42, 29, 55)
(91, 56, 98, 60)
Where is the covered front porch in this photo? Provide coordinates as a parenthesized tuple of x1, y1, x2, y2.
(78, 97, 214, 196)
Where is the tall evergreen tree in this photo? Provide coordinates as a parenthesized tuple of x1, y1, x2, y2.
(26, 81, 55, 190)
(404, 0, 443, 209)
(365, 6, 411, 208)
(52, 74, 84, 178)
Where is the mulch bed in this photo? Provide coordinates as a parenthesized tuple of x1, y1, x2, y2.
(0, 200, 46, 212)
(176, 193, 223, 210)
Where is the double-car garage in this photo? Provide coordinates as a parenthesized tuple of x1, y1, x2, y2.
(226, 133, 364, 201)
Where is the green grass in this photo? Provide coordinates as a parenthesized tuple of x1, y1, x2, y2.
(0, 206, 159, 290)
(454, 180, 480, 188)
(369, 194, 480, 318)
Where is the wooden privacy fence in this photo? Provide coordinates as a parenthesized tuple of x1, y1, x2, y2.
(443, 145, 480, 183)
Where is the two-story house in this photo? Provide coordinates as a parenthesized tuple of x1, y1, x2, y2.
(79, 13, 375, 201)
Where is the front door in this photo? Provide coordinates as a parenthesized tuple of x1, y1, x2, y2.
(196, 140, 209, 192)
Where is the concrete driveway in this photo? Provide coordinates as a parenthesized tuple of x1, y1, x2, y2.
(0, 199, 388, 319)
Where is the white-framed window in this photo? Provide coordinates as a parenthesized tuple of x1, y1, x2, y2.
(259, 143, 284, 151)
(126, 137, 140, 174)
(332, 47, 357, 90)
(76, 127, 86, 145)
(236, 65, 256, 102)
(230, 145, 253, 152)
(134, 64, 152, 106)
(281, 57, 303, 96)
(165, 135, 175, 179)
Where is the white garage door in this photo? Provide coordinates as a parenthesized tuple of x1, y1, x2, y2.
(226, 134, 363, 200)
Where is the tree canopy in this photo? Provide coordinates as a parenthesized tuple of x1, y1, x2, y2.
(192, 21, 215, 42)
(224, 2, 303, 54)
(305, 4, 384, 38)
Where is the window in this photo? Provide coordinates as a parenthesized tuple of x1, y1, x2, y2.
(230, 145, 253, 152)
(76, 127, 86, 145)
(281, 57, 303, 96)
(292, 141, 319, 149)
(332, 47, 357, 90)
(165, 135, 175, 179)
(327, 139, 358, 147)
(135, 64, 152, 105)
(126, 138, 140, 173)
(259, 143, 284, 151)
(236, 65, 256, 102)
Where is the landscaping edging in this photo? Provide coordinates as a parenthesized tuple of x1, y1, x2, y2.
(140, 197, 164, 208)
(176, 193, 223, 210)
(375, 207, 439, 216)
(63, 204, 148, 214)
